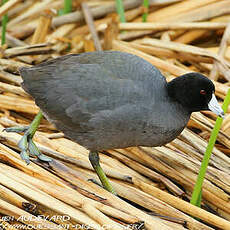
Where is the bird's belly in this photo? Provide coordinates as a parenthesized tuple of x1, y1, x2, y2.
(65, 125, 186, 151)
(136, 126, 185, 147)
(45, 108, 189, 151)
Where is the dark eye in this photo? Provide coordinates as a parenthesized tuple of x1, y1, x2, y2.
(200, 90, 206, 95)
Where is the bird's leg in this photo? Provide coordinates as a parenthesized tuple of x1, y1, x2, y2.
(4, 111, 52, 164)
(89, 151, 117, 195)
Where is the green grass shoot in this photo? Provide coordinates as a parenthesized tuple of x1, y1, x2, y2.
(190, 88, 230, 207)
(58, 0, 72, 16)
(63, 0, 72, 14)
(1, 0, 8, 46)
(116, 0, 126, 23)
(142, 0, 149, 22)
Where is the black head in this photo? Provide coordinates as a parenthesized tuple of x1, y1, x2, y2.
(167, 72, 224, 116)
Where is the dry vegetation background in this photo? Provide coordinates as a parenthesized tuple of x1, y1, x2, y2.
(1, 0, 230, 229)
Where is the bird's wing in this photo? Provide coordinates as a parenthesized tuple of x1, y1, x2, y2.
(20, 52, 166, 133)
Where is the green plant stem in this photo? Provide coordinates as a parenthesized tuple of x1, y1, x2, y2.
(142, 0, 149, 22)
(63, 0, 72, 14)
(1, 0, 8, 46)
(190, 89, 230, 207)
(116, 0, 126, 23)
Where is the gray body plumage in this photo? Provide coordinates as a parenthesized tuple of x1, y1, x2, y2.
(20, 51, 190, 151)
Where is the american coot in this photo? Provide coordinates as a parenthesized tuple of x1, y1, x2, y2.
(12, 51, 225, 194)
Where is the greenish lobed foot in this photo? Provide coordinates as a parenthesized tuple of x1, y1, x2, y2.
(4, 111, 52, 164)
